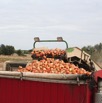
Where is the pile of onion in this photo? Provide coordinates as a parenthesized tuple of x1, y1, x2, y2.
(31, 48, 66, 58)
(18, 58, 91, 75)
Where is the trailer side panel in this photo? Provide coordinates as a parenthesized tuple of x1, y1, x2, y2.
(0, 78, 92, 103)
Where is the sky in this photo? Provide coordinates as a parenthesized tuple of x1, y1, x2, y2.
(0, 0, 102, 50)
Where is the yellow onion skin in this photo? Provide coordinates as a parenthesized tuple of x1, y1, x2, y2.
(18, 58, 91, 75)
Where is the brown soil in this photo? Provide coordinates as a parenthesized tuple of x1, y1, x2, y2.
(0, 55, 32, 69)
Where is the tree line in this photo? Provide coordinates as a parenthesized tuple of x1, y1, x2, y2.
(0, 44, 30, 56)
(0, 43, 102, 62)
(82, 43, 102, 62)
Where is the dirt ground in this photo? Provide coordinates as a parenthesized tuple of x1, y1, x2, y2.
(0, 55, 32, 70)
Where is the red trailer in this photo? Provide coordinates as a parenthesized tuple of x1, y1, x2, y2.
(0, 37, 102, 103)
(0, 70, 102, 103)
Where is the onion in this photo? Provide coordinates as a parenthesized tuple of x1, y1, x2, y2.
(17, 58, 91, 75)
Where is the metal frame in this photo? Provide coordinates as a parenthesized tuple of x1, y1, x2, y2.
(33, 37, 68, 49)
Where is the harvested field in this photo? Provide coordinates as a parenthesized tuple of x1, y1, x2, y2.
(0, 55, 32, 70)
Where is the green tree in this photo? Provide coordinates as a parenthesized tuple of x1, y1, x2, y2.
(6, 45, 15, 55)
(0, 44, 15, 55)
(0, 44, 7, 55)
(82, 42, 102, 62)
(16, 49, 23, 56)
